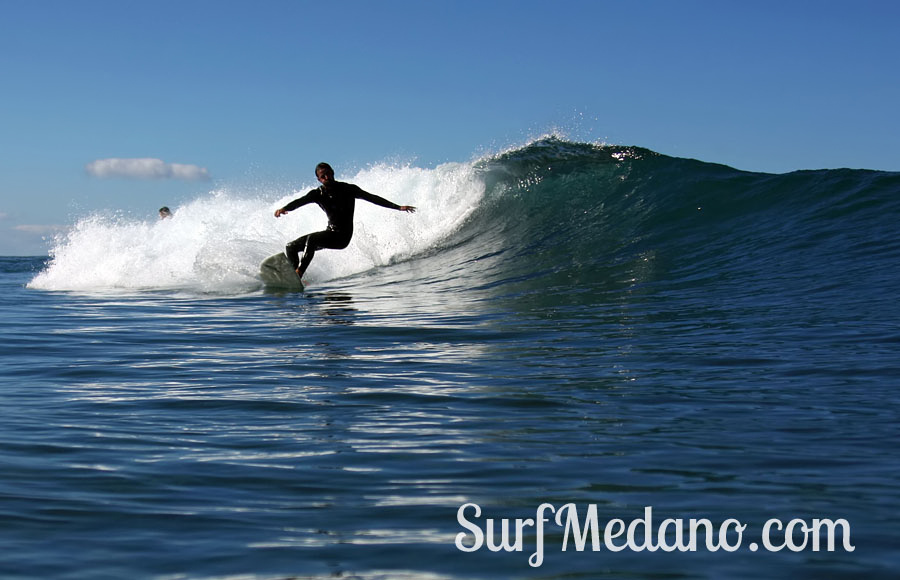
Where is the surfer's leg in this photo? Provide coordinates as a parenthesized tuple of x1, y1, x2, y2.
(296, 236, 318, 278)
(285, 234, 310, 271)
(295, 231, 352, 278)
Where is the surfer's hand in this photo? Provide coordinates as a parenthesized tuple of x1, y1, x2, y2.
(274, 208, 288, 218)
(399, 206, 416, 213)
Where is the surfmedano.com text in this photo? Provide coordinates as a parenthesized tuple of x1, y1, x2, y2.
(455, 503, 855, 567)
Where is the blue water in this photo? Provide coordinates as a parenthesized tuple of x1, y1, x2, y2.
(3, 138, 899, 579)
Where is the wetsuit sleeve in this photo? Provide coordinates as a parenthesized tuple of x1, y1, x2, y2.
(353, 185, 401, 210)
(281, 189, 319, 212)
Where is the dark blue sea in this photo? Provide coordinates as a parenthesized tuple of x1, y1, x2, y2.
(3, 138, 899, 579)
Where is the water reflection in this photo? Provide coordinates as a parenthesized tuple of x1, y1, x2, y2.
(314, 292, 357, 325)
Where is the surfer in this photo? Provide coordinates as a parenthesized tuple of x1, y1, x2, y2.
(274, 163, 416, 280)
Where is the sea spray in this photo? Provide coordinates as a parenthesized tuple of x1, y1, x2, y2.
(28, 162, 484, 293)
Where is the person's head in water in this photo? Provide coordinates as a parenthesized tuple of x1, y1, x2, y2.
(158, 206, 172, 219)
(315, 163, 335, 189)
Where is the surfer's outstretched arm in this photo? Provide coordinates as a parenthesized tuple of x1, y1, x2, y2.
(356, 190, 416, 213)
(275, 191, 316, 217)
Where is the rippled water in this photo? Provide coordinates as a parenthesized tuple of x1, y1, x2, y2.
(3, 139, 900, 578)
(2, 250, 897, 579)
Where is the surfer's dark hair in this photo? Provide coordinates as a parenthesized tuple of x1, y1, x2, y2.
(315, 162, 334, 176)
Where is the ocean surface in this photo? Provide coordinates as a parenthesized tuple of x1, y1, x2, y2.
(3, 137, 899, 579)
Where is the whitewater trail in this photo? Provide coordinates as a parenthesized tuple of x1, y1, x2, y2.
(28, 162, 484, 294)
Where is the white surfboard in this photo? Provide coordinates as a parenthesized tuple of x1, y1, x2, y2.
(259, 253, 304, 291)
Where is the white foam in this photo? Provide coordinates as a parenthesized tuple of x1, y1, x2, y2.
(28, 162, 484, 294)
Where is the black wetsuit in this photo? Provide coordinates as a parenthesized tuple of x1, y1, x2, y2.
(281, 181, 401, 275)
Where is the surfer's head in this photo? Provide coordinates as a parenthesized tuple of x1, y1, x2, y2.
(316, 162, 335, 188)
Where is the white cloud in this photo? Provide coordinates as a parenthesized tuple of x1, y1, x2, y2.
(85, 158, 211, 181)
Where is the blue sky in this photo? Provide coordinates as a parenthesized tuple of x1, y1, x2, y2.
(2, 0, 898, 255)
